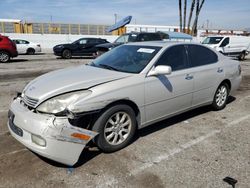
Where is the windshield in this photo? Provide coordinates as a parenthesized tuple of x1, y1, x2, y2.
(202, 37, 223, 44)
(90, 45, 161, 73)
(114, 34, 138, 43)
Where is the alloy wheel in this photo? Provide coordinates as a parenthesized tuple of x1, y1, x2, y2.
(104, 111, 132, 145)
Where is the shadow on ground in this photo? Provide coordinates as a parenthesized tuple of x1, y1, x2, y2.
(37, 96, 236, 168)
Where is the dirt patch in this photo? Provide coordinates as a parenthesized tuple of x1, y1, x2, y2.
(238, 75, 250, 92)
(131, 172, 165, 188)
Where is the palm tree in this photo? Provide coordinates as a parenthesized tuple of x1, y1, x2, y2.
(179, 0, 182, 32)
(192, 0, 205, 35)
(187, 0, 196, 34)
(183, 0, 187, 33)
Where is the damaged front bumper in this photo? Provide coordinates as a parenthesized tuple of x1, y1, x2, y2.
(7, 98, 98, 166)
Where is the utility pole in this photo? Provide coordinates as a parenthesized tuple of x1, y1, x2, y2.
(114, 13, 117, 24)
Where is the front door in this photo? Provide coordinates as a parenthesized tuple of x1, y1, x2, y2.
(144, 45, 194, 123)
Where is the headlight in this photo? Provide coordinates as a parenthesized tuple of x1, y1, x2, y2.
(57, 45, 63, 48)
(36, 90, 91, 115)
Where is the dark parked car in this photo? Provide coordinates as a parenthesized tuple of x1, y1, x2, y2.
(0, 35, 18, 63)
(53, 38, 109, 59)
(94, 32, 164, 56)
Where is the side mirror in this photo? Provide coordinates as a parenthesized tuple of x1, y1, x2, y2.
(148, 65, 172, 76)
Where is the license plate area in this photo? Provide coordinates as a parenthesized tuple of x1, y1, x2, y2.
(8, 111, 23, 137)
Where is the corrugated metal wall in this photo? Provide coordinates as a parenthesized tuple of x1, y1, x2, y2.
(0, 21, 111, 35)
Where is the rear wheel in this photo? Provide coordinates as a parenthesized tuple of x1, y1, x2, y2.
(27, 48, 35, 55)
(62, 49, 72, 59)
(0, 51, 10, 63)
(212, 83, 229, 110)
(92, 105, 137, 152)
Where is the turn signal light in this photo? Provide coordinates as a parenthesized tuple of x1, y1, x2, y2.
(71, 133, 90, 141)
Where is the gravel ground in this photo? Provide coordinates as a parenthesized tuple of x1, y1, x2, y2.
(0, 53, 249, 188)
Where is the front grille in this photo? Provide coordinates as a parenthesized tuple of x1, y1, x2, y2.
(22, 95, 39, 108)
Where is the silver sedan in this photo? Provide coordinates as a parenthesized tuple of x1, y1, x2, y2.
(8, 41, 242, 165)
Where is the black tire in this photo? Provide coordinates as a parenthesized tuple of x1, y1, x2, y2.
(238, 52, 245, 61)
(92, 104, 137, 153)
(27, 48, 35, 55)
(0, 51, 10, 63)
(212, 83, 229, 110)
(62, 49, 72, 59)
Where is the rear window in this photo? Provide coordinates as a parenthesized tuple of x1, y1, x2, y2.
(187, 45, 218, 67)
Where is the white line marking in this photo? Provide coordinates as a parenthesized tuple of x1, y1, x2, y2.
(130, 114, 250, 176)
(225, 114, 250, 128)
(0, 131, 9, 136)
(0, 149, 27, 159)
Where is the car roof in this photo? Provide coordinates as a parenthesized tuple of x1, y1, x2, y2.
(125, 41, 200, 48)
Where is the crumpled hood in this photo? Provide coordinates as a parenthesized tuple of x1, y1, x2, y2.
(23, 65, 131, 103)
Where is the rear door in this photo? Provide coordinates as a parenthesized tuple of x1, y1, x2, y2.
(144, 45, 194, 123)
(186, 44, 223, 106)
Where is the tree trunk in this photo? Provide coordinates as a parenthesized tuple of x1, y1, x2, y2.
(179, 0, 182, 32)
(191, 0, 205, 36)
(187, 0, 196, 34)
(183, 0, 187, 33)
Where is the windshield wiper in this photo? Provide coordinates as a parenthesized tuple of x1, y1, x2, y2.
(98, 64, 119, 71)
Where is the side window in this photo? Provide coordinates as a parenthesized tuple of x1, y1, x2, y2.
(0, 38, 2, 42)
(87, 39, 96, 44)
(79, 39, 87, 44)
(148, 34, 162, 41)
(137, 34, 149, 41)
(187, 45, 218, 67)
(156, 45, 188, 71)
(219, 37, 229, 47)
(23, 40, 29, 44)
(14, 40, 20, 44)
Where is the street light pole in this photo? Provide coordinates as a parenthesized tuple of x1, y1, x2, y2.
(114, 13, 117, 24)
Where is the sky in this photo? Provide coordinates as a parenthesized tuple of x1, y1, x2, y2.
(1, 0, 250, 30)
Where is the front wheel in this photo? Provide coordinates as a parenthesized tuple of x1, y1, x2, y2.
(212, 83, 229, 110)
(0, 51, 10, 63)
(62, 49, 72, 59)
(92, 105, 137, 152)
(238, 52, 246, 61)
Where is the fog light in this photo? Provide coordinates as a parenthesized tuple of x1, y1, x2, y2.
(31, 134, 46, 147)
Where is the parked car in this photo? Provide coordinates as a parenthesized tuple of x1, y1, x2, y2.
(53, 38, 109, 59)
(0, 35, 18, 63)
(12, 39, 41, 55)
(94, 32, 164, 57)
(8, 41, 241, 165)
(202, 36, 250, 60)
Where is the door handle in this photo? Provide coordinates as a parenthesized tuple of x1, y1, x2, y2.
(217, 68, 223, 73)
(185, 74, 193, 80)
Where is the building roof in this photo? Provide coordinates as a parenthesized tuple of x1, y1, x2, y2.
(0, 19, 21, 23)
(161, 31, 193, 40)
